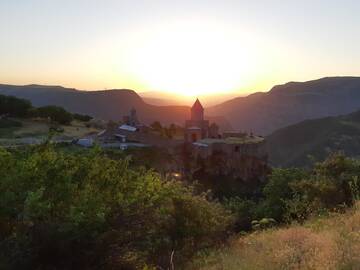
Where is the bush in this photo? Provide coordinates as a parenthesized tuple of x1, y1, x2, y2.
(0, 118, 22, 128)
(258, 168, 308, 222)
(254, 153, 360, 224)
(72, 113, 93, 122)
(35, 106, 73, 125)
(0, 145, 231, 269)
(285, 153, 360, 221)
(0, 94, 32, 117)
(223, 197, 256, 231)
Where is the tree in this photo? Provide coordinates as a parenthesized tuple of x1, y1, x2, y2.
(258, 168, 308, 221)
(35, 106, 73, 125)
(72, 113, 93, 122)
(0, 94, 32, 117)
(151, 121, 162, 131)
(0, 145, 232, 269)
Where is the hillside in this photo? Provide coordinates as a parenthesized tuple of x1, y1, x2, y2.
(0, 84, 231, 129)
(267, 110, 360, 167)
(3, 77, 360, 134)
(207, 77, 360, 135)
(191, 202, 360, 270)
(0, 117, 100, 147)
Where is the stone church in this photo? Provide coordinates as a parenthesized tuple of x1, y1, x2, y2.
(184, 99, 219, 142)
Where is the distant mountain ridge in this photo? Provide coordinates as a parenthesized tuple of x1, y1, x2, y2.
(207, 77, 360, 135)
(0, 84, 232, 130)
(267, 109, 360, 167)
(139, 91, 240, 107)
(1, 77, 360, 134)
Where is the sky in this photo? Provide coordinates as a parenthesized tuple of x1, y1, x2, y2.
(0, 0, 360, 97)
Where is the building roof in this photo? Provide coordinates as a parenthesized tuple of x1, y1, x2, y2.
(192, 98, 204, 111)
(187, 126, 202, 130)
(197, 136, 265, 145)
(118, 124, 137, 132)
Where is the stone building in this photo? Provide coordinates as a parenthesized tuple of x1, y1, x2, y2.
(184, 99, 209, 142)
(209, 123, 220, 138)
(191, 136, 268, 180)
(182, 98, 269, 181)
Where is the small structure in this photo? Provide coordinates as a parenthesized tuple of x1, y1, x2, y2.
(77, 138, 94, 147)
(118, 124, 137, 132)
(95, 107, 181, 149)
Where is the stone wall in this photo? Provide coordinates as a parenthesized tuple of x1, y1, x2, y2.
(190, 140, 269, 181)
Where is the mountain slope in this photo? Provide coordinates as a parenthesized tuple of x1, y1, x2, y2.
(0, 84, 231, 129)
(267, 110, 360, 167)
(207, 77, 360, 135)
(0, 84, 191, 124)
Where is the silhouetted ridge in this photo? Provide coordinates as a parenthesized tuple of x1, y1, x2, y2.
(207, 76, 360, 134)
(0, 84, 231, 129)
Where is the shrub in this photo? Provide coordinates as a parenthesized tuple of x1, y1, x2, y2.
(286, 153, 360, 221)
(35, 106, 73, 125)
(0, 94, 32, 117)
(223, 197, 256, 231)
(0, 145, 231, 269)
(72, 113, 93, 122)
(0, 118, 22, 128)
(258, 168, 308, 222)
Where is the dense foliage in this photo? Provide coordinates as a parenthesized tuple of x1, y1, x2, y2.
(192, 153, 360, 232)
(72, 113, 93, 122)
(0, 94, 32, 117)
(0, 94, 92, 125)
(35, 106, 74, 125)
(0, 118, 22, 129)
(115, 145, 360, 235)
(0, 145, 231, 269)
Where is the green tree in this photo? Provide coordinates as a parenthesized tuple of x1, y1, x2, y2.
(72, 113, 93, 122)
(258, 168, 308, 222)
(286, 153, 360, 221)
(0, 94, 32, 117)
(0, 145, 231, 269)
(35, 106, 73, 125)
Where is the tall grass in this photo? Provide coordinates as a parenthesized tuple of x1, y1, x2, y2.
(190, 202, 360, 270)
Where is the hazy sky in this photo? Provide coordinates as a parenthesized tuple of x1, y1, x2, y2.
(1, 0, 359, 96)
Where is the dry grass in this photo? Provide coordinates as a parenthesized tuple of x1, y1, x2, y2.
(0, 119, 99, 146)
(191, 203, 360, 270)
(58, 120, 100, 138)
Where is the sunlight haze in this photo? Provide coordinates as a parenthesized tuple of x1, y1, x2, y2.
(1, 0, 360, 98)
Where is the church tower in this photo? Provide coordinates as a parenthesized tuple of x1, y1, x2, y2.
(184, 98, 209, 142)
(191, 98, 204, 121)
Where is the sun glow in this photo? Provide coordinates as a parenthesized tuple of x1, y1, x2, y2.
(122, 21, 260, 96)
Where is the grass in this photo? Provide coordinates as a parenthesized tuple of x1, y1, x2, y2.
(0, 118, 100, 146)
(189, 203, 360, 270)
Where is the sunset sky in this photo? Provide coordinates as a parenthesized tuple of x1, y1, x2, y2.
(1, 0, 360, 97)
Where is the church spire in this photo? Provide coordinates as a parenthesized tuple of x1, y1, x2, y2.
(191, 98, 204, 121)
(192, 98, 203, 110)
